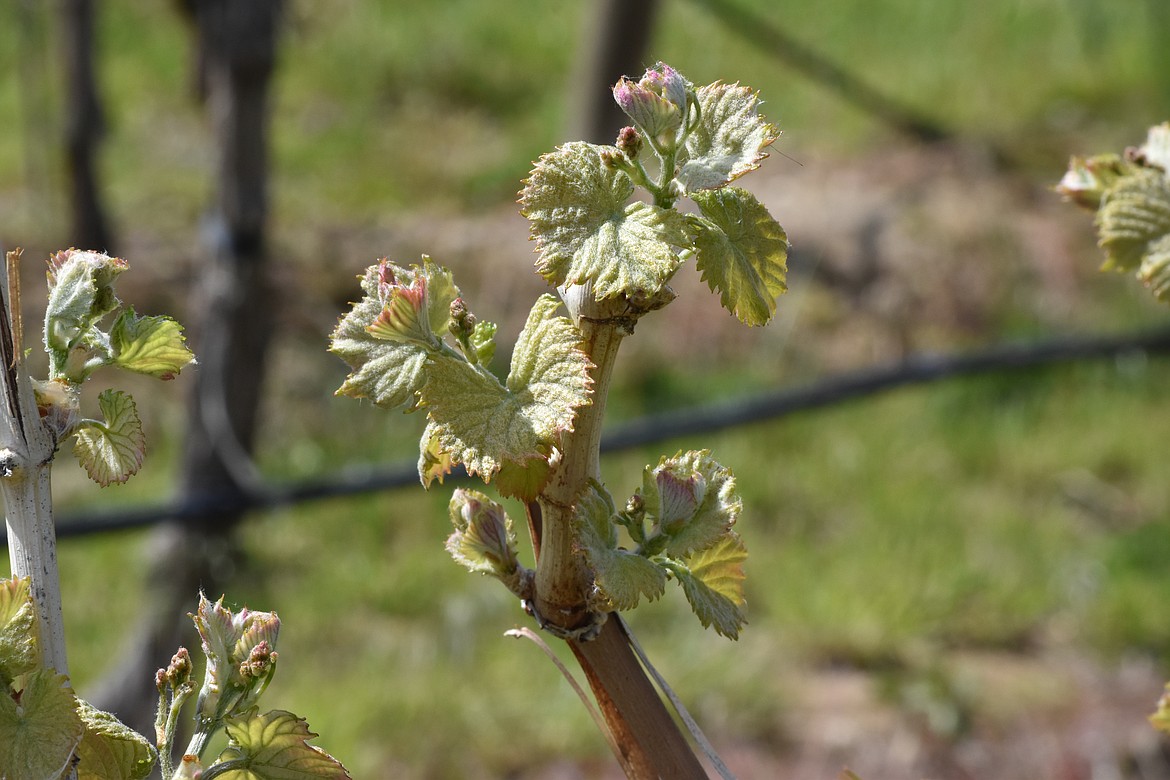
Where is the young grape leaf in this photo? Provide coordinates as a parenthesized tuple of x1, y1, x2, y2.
(642, 450, 742, 557)
(665, 533, 748, 639)
(1138, 122, 1170, 171)
(494, 456, 552, 502)
(330, 262, 436, 409)
(690, 187, 788, 326)
(592, 549, 669, 612)
(1096, 168, 1170, 274)
(1151, 683, 1170, 734)
(418, 421, 456, 488)
(574, 484, 666, 611)
(0, 577, 39, 685)
(72, 389, 146, 486)
(520, 142, 692, 299)
(109, 308, 196, 379)
(214, 708, 351, 779)
(469, 320, 498, 366)
(75, 699, 157, 780)
(0, 669, 83, 780)
(422, 295, 592, 479)
(44, 250, 128, 355)
(1138, 233, 1170, 300)
(420, 259, 460, 337)
(1056, 154, 1131, 211)
(677, 82, 779, 193)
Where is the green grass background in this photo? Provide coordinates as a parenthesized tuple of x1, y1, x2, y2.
(4, 0, 1170, 776)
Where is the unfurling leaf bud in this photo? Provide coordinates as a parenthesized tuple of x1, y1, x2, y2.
(613, 62, 691, 144)
(446, 488, 520, 577)
(469, 319, 497, 365)
(1056, 154, 1130, 211)
(190, 593, 281, 723)
(641, 450, 741, 556)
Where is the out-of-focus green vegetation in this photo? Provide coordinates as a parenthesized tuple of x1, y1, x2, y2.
(4, 0, 1170, 776)
(2, 0, 1168, 224)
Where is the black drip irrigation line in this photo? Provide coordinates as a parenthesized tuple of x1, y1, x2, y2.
(6, 323, 1170, 545)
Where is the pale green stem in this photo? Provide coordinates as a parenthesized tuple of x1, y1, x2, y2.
(533, 284, 629, 633)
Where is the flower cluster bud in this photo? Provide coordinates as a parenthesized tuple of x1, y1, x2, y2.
(449, 297, 476, 338)
(239, 640, 278, 680)
(448, 488, 520, 576)
(190, 594, 281, 725)
(615, 126, 642, 160)
(156, 646, 193, 692)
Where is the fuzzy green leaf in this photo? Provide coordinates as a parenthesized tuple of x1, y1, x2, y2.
(422, 295, 591, 479)
(0, 669, 83, 780)
(690, 187, 788, 326)
(418, 421, 456, 489)
(214, 708, 351, 779)
(1138, 122, 1170, 172)
(422, 260, 460, 337)
(666, 534, 748, 639)
(574, 485, 666, 611)
(44, 250, 128, 355)
(642, 450, 742, 557)
(678, 82, 779, 192)
(1151, 683, 1170, 734)
(0, 577, 39, 687)
(330, 262, 437, 409)
(109, 308, 196, 379)
(75, 699, 157, 780)
(469, 320, 498, 366)
(593, 550, 669, 612)
(520, 141, 692, 298)
(1138, 233, 1170, 300)
(1096, 168, 1170, 273)
(72, 389, 146, 486)
(494, 457, 551, 502)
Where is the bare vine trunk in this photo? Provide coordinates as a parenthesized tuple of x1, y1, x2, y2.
(90, 0, 282, 738)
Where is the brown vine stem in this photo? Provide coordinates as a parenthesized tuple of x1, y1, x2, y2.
(530, 282, 707, 779)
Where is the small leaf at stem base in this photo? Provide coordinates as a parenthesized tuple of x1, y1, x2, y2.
(0, 669, 83, 780)
(665, 533, 748, 639)
(0, 576, 39, 685)
(72, 389, 146, 486)
(75, 698, 158, 780)
(212, 708, 351, 779)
